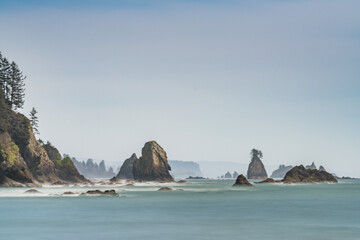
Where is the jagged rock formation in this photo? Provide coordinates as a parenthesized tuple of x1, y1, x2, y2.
(72, 158, 115, 179)
(247, 149, 268, 179)
(168, 160, 202, 179)
(116, 153, 137, 180)
(306, 162, 316, 169)
(132, 141, 174, 182)
(282, 165, 337, 183)
(0, 88, 88, 186)
(270, 165, 293, 179)
(233, 174, 252, 186)
(255, 178, 276, 184)
(43, 143, 89, 183)
(319, 165, 326, 171)
(224, 171, 232, 178)
(232, 171, 239, 179)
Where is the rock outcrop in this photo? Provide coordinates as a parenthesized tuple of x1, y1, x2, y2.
(0, 89, 89, 186)
(233, 174, 252, 186)
(232, 171, 239, 179)
(306, 162, 316, 169)
(43, 143, 89, 184)
(282, 165, 337, 183)
(319, 165, 326, 171)
(132, 141, 174, 182)
(247, 149, 268, 179)
(255, 178, 276, 184)
(168, 160, 202, 179)
(270, 165, 293, 179)
(224, 171, 232, 178)
(72, 158, 116, 179)
(116, 153, 137, 180)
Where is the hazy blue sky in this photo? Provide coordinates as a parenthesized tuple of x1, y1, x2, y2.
(0, 0, 359, 176)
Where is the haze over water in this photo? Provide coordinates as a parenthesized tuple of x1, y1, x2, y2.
(1, 179, 359, 240)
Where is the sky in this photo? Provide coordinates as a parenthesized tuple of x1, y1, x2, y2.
(0, 0, 359, 177)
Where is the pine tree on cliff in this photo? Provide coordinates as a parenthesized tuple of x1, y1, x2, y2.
(0, 83, 9, 132)
(29, 107, 40, 135)
(0, 52, 26, 110)
(8, 62, 25, 110)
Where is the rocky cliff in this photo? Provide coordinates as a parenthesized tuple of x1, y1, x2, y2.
(43, 143, 89, 183)
(282, 165, 337, 183)
(270, 165, 293, 179)
(132, 141, 174, 182)
(247, 149, 268, 179)
(0, 91, 88, 186)
(116, 153, 137, 180)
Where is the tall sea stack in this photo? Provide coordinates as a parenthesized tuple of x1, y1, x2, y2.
(247, 148, 268, 179)
(132, 141, 174, 182)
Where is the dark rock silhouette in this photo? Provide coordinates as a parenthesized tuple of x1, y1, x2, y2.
(81, 189, 118, 196)
(158, 187, 173, 191)
(132, 141, 174, 182)
(233, 174, 252, 186)
(116, 153, 137, 180)
(283, 165, 337, 183)
(270, 165, 293, 179)
(247, 149, 268, 179)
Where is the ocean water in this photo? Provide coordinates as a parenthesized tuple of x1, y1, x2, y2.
(0, 179, 359, 240)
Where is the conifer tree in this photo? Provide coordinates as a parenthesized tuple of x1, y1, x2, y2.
(29, 107, 40, 135)
(9, 62, 25, 110)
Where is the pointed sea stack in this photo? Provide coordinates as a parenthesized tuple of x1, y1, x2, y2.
(283, 165, 337, 183)
(116, 153, 137, 180)
(133, 141, 174, 182)
(233, 174, 252, 186)
(247, 149, 268, 179)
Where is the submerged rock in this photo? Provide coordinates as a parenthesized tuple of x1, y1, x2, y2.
(25, 189, 41, 193)
(117, 153, 137, 180)
(247, 149, 268, 179)
(233, 174, 252, 186)
(270, 165, 293, 179)
(283, 165, 337, 183)
(81, 189, 118, 196)
(133, 141, 174, 182)
(255, 178, 276, 184)
(158, 187, 173, 191)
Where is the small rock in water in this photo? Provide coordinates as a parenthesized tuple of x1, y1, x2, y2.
(158, 187, 173, 191)
(233, 174, 252, 186)
(255, 178, 276, 184)
(177, 180, 187, 183)
(25, 189, 41, 193)
(63, 191, 75, 195)
(81, 189, 118, 196)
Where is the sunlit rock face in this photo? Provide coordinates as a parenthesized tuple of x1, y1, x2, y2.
(132, 141, 174, 182)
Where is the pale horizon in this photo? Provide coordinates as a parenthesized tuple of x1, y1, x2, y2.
(1, 0, 359, 177)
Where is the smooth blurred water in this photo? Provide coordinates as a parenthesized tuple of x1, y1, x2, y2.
(0, 179, 359, 240)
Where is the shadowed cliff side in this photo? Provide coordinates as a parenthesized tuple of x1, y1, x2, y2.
(117, 153, 137, 180)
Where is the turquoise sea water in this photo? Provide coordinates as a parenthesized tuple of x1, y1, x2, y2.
(0, 179, 359, 240)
